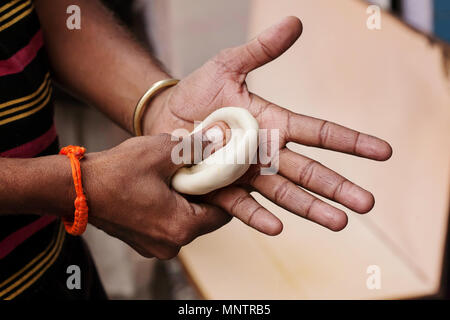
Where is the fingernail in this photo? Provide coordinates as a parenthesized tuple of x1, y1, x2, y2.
(203, 126, 224, 144)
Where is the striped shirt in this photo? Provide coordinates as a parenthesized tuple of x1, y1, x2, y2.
(0, 0, 64, 300)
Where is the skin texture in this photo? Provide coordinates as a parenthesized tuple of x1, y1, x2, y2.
(82, 134, 232, 259)
(172, 107, 259, 195)
(34, 0, 171, 132)
(0, 129, 230, 260)
(143, 17, 393, 234)
(0, 1, 393, 259)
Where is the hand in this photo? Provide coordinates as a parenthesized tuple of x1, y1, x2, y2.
(82, 133, 230, 259)
(143, 16, 393, 234)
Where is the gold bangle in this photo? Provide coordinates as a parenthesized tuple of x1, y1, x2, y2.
(133, 78, 179, 136)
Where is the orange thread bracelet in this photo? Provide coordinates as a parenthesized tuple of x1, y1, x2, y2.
(59, 145, 88, 235)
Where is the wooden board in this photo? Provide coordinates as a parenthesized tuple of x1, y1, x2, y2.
(179, 0, 450, 299)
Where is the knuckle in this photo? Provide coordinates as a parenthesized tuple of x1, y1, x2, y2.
(353, 132, 361, 154)
(273, 180, 290, 203)
(173, 230, 193, 247)
(162, 203, 197, 246)
(212, 48, 237, 73)
(156, 247, 181, 260)
(247, 206, 263, 226)
(318, 120, 332, 147)
(230, 194, 250, 217)
(298, 159, 318, 187)
(166, 224, 193, 247)
(332, 179, 347, 200)
(256, 36, 275, 60)
(305, 198, 319, 219)
(136, 247, 154, 259)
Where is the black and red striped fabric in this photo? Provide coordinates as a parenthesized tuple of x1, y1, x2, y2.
(0, 0, 105, 299)
(0, 0, 63, 299)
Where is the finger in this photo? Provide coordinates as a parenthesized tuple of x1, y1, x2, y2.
(278, 149, 375, 213)
(206, 186, 283, 236)
(249, 172, 348, 231)
(95, 221, 179, 260)
(135, 240, 180, 260)
(284, 109, 393, 160)
(197, 121, 231, 161)
(251, 96, 393, 161)
(164, 193, 232, 246)
(187, 201, 232, 237)
(161, 121, 230, 175)
(151, 244, 180, 260)
(213, 16, 302, 75)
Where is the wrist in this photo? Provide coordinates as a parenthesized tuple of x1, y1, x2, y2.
(140, 82, 177, 136)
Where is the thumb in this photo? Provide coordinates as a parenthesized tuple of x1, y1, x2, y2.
(214, 16, 302, 75)
(163, 121, 230, 175)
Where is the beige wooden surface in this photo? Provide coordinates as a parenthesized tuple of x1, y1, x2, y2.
(179, 0, 450, 299)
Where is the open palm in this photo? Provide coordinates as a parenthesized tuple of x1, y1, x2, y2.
(145, 17, 392, 235)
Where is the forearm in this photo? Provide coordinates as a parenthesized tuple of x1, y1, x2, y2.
(34, 0, 170, 134)
(0, 156, 74, 217)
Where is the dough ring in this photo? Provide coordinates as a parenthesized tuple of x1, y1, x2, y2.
(171, 107, 259, 195)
